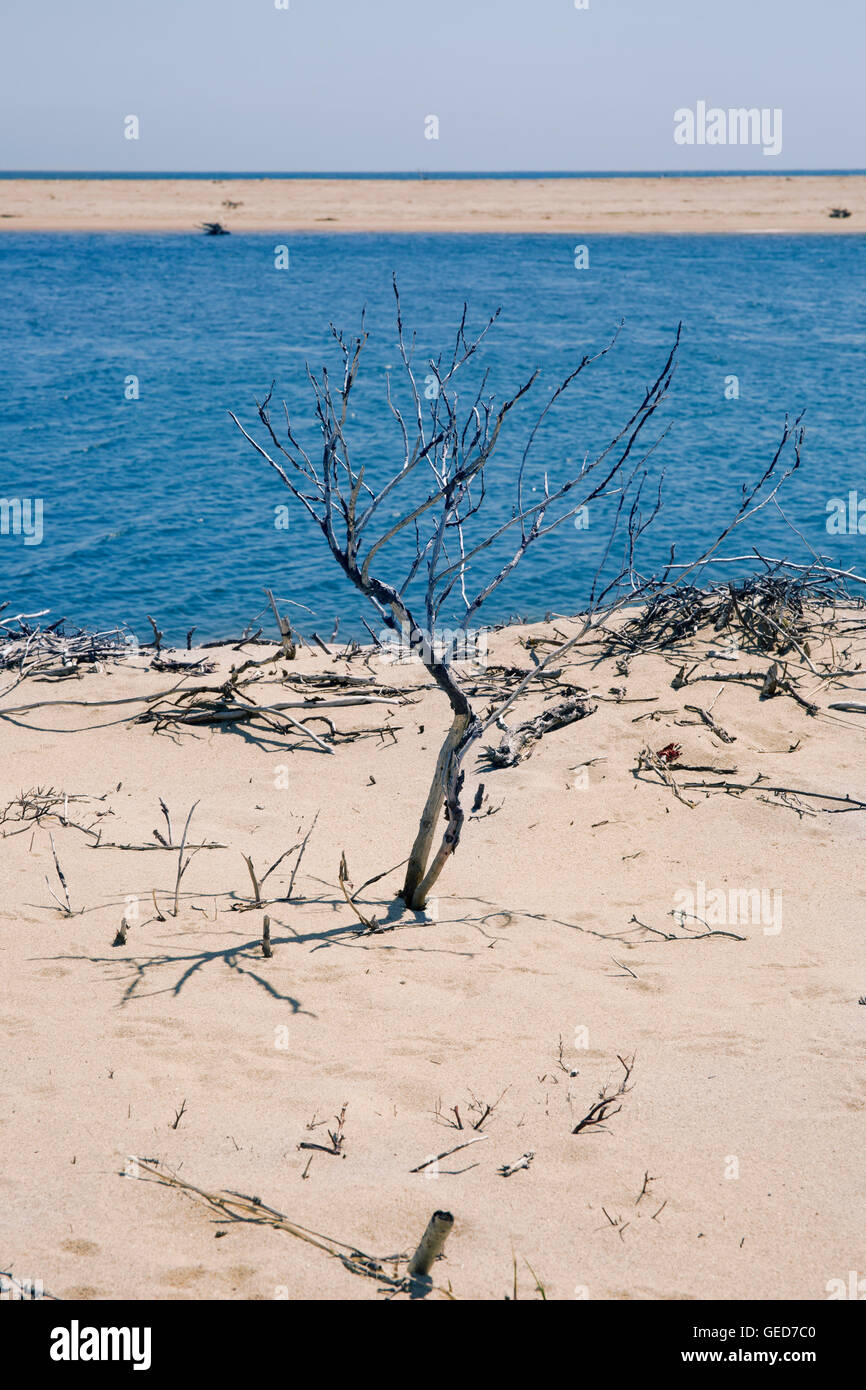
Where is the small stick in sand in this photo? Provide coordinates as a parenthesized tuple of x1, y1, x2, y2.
(572, 1054, 635, 1135)
(171, 801, 201, 916)
(284, 812, 318, 901)
(298, 1104, 347, 1156)
(635, 1170, 659, 1205)
(410, 1134, 488, 1173)
(677, 778, 866, 813)
(557, 1035, 580, 1077)
(498, 1152, 534, 1177)
(683, 701, 737, 744)
(232, 824, 318, 911)
(636, 747, 696, 809)
(112, 916, 130, 947)
(244, 855, 263, 907)
(407, 1210, 454, 1278)
(468, 1086, 509, 1131)
(338, 851, 380, 932)
(45, 832, 72, 915)
(262, 915, 273, 958)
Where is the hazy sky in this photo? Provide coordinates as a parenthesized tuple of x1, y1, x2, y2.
(1, 0, 862, 172)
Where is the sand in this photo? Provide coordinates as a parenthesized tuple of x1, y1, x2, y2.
(1, 175, 865, 234)
(1, 616, 863, 1301)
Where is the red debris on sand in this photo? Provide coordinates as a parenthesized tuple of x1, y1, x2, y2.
(656, 743, 682, 764)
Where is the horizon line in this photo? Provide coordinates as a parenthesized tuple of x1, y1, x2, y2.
(3, 168, 866, 180)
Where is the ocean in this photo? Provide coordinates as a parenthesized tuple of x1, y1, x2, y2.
(1, 231, 864, 643)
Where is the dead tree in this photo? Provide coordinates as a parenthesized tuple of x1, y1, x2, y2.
(232, 277, 802, 909)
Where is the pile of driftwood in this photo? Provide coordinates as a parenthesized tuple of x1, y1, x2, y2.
(606, 569, 863, 660)
(0, 786, 113, 841)
(134, 657, 416, 752)
(0, 606, 136, 682)
(465, 660, 567, 702)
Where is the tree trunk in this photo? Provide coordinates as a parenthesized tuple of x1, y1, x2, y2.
(401, 711, 469, 908)
(410, 763, 465, 909)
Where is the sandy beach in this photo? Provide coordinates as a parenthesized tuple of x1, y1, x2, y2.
(1, 612, 863, 1301)
(1, 175, 865, 234)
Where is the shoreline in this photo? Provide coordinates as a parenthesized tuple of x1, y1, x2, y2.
(2, 174, 865, 233)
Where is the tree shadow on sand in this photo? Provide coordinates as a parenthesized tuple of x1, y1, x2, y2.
(36, 894, 520, 1011)
(43, 929, 315, 1011)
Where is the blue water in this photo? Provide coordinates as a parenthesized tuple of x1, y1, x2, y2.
(1, 233, 864, 642)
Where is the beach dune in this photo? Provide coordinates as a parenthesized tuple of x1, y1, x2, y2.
(0, 617, 863, 1300)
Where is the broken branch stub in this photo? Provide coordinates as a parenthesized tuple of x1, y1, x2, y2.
(407, 1210, 454, 1279)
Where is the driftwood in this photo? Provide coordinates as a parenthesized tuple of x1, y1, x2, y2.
(410, 1135, 488, 1173)
(131, 1159, 439, 1294)
(150, 655, 216, 674)
(0, 786, 113, 841)
(607, 569, 846, 659)
(638, 744, 866, 814)
(402, 711, 470, 901)
(676, 777, 866, 813)
(629, 913, 745, 943)
(683, 702, 736, 743)
(243, 846, 293, 907)
(136, 678, 406, 752)
(0, 610, 137, 687)
(636, 747, 696, 808)
(481, 692, 595, 768)
(264, 588, 297, 659)
(281, 671, 409, 695)
(499, 1152, 535, 1177)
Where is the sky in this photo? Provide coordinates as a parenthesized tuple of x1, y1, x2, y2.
(0, 0, 863, 172)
